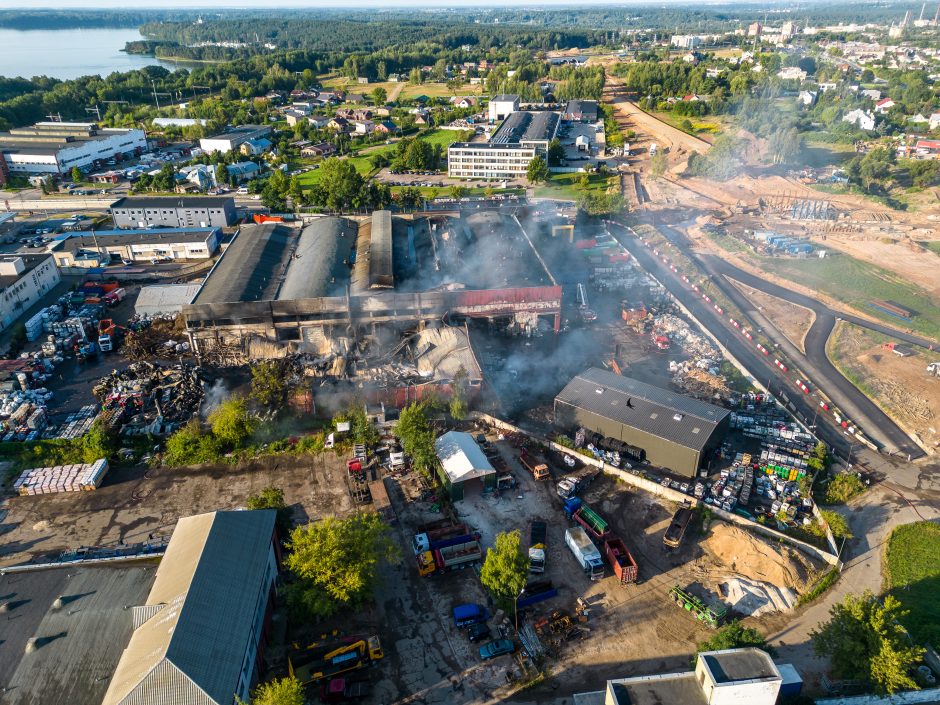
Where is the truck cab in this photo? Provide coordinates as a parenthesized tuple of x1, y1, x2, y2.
(453, 603, 488, 628)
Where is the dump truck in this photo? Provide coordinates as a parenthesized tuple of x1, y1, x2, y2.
(416, 539, 482, 576)
(517, 579, 559, 609)
(412, 522, 469, 554)
(529, 520, 547, 574)
(663, 501, 693, 549)
(519, 449, 550, 481)
(604, 537, 638, 585)
(565, 526, 604, 581)
(571, 503, 612, 546)
(289, 635, 383, 684)
(556, 466, 601, 499)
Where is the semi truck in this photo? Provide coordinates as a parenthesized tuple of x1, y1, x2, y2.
(556, 466, 601, 499)
(289, 635, 383, 685)
(416, 539, 482, 576)
(663, 502, 693, 549)
(529, 520, 547, 574)
(604, 537, 638, 585)
(519, 449, 550, 481)
(565, 526, 604, 581)
(412, 522, 469, 554)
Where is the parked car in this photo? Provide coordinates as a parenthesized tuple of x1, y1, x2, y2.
(479, 639, 514, 660)
(467, 623, 491, 643)
(453, 603, 487, 629)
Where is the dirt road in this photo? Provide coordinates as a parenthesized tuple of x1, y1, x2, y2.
(603, 78, 711, 157)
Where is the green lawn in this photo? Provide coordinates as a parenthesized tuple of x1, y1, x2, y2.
(533, 172, 615, 200)
(390, 186, 524, 199)
(922, 241, 940, 256)
(885, 522, 940, 646)
(756, 253, 940, 343)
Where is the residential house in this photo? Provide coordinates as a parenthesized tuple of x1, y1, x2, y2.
(353, 120, 375, 135)
(875, 98, 896, 113)
(930, 112, 940, 130)
(317, 92, 342, 104)
(450, 96, 476, 109)
(328, 117, 351, 132)
(861, 88, 882, 101)
(178, 164, 216, 191)
(301, 142, 337, 158)
(798, 90, 818, 106)
(843, 109, 876, 131)
(908, 113, 929, 126)
(414, 111, 431, 126)
(307, 115, 331, 130)
(913, 139, 940, 157)
(346, 93, 366, 104)
(818, 82, 838, 92)
(226, 161, 261, 184)
(374, 120, 399, 135)
(284, 110, 307, 127)
(388, 73, 402, 82)
(240, 138, 272, 156)
(777, 66, 807, 81)
(291, 102, 314, 115)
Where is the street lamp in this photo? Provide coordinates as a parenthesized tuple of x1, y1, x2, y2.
(514, 587, 526, 634)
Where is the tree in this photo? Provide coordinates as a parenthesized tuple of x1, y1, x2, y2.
(163, 419, 223, 466)
(480, 530, 529, 612)
(697, 622, 774, 657)
(449, 366, 469, 421)
(250, 360, 291, 410)
(370, 86, 387, 106)
(237, 676, 304, 705)
(246, 485, 293, 537)
(334, 404, 380, 447)
(448, 184, 468, 200)
(80, 420, 118, 464)
(308, 157, 364, 211)
(395, 401, 438, 478)
(285, 513, 396, 618)
(811, 591, 924, 694)
(208, 396, 256, 449)
(526, 155, 550, 184)
(214, 163, 228, 187)
(547, 138, 565, 166)
(650, 150, 669, 178)
(768, 126, 803, 166)
(70, 166, 83, 183)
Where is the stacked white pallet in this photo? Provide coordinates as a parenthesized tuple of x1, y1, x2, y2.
(14, 459, 110, 495)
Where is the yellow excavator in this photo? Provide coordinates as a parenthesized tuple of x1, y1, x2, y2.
(288, 635, 383, 684)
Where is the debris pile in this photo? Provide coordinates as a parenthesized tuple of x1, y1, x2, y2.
(93, 362, 204, 435)
(14, 459, 109, 495)
(653, 314, 718, 358)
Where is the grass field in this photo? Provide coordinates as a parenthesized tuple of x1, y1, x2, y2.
(389, 186, 525, 198)
(533, 172, 615, 200)
(756, 252, 940, 342)
(295, 129, 463, 188)
(319, 76, 482, 102)
(885, 521, 940, 646)
(922, 241, 940, 256)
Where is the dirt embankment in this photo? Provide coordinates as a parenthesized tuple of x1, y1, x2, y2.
(729, 279, 816, 353)
(703, 523, 819, 592)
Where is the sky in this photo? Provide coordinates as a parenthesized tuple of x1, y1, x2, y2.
(2, 0, 657, 7)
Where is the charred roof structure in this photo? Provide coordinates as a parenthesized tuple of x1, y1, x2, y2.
(555, 367, 731, 478)
(183, 212, 561, 365)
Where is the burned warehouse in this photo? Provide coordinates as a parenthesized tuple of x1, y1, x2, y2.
(554, 368, 730, 477)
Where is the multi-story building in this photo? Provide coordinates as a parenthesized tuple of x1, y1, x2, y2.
(671, 34, 703, 49)
(0, 122, 146, 184)
(448, 110, 559, 180)
(110, 196, 237, 229)
(0, 255, 61, 331)
(488, 94, 520, 122)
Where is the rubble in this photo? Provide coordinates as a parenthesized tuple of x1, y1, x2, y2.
(93, 362, 204, 435)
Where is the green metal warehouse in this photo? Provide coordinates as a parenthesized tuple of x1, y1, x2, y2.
(554, 368, 730, 478)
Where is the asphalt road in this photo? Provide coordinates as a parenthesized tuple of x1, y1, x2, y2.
(606, 222, 925, 460)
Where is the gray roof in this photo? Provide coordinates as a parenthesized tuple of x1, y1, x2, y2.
(0, 563, 157, 705)
(701, 649, 779, 683)
(609, 674, 707, 705)
(277, 216, 357, 300)
(491, 110, 559, 144)
(555, 368, 730, 451)
(135, 283, 203, 316)
(491, 94, 519, 102)
(0, 255, 54, 289)
(351, 210, 394, 294)
(102, 510, 276, 705)
(110, 196, 233, 210)
(195, 223, 296, 304)
(56, 228, 217, 252)
(565, 99, 599, 119)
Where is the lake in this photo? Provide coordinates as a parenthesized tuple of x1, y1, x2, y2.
(0, 27, 198, 80)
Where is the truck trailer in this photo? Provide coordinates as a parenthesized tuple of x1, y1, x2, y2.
(565, 526, 604, 581)
(529, 520, 547, 574)
(556, 466, 601, 499)
(604, 537, 638, 585)
(417, 539, 482, 576)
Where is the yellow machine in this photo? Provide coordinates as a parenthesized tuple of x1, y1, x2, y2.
(289, 635, 384, 684)
(416, 551, 437, 577)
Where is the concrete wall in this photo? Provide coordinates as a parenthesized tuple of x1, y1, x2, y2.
(2, 198, 116, 212)
(816, 688, 940, 705)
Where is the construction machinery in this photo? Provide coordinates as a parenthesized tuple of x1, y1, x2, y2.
(288, 635, 384, 684)
(668, 586, 727, 628)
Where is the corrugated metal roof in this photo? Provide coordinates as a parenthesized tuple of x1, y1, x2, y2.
(195, 223, 295, 304)
(369, 210, 394, 289)
(435, 431, 495, 484)
(135, 284, 202, 316)
(555, 368, 729, 452)
(101, 510, 276, 705)
(277, 217, 356, 300)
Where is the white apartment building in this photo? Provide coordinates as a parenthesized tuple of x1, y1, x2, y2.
(0, 255, 61, 331)
(0, 122, 146, 182)
(448, 143, 539, 179)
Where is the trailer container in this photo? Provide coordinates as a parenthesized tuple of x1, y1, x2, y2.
(604, 537, 638, 585)
(565, 526, 604, 581)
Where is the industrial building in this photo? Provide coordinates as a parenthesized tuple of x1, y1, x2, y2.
(0, 122, 146, 183)
(554, 368, 731, 478)
(198, 124, 273, 154)
(563, 100, 599, 123)
(182, 211, 561, 376)
(102, 509, 279, 705)
(573, 649, 784, 705)
(435, 430, 496, 500)
(488, 94, 520, 121)
(0, 255, 61, 332)
(448, 110, 560, 179)
(49, 227, 221, 267)
(110, 196, 237, 229)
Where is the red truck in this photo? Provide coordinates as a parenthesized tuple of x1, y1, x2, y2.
(604, 537, 638, 585)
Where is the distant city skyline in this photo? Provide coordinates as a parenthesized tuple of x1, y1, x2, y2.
(0, 0, 736, 8)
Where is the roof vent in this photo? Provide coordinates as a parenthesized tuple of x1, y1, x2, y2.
(595, 388, 604, 394)
(673, 413, 684, 421)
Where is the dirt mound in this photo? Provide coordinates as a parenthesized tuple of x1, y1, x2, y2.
(704, 523, 818, 592)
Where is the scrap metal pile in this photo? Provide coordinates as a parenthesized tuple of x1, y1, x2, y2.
(93, 362, 204, 435)
(652, 314, 732, 400)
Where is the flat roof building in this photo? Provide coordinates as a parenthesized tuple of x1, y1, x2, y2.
(110, 196, 237, 229)
(0, 122, 146, 183)
(50, 227, 221, 267)
(563, 99, 599, 123)
(449, 110, 559, 180)
(488, 94, 520, 121)
(0, 255, 61, 332)
(199, 124, 273, 154)
(554, 368, 731, 477)
(102, 509, 279, 705)
(435, 430, 496, 500)
(574, 649, 782, 705)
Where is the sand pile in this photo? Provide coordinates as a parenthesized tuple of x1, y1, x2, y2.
(720, 577, 797, 616)
(703, 523, 818, 592)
